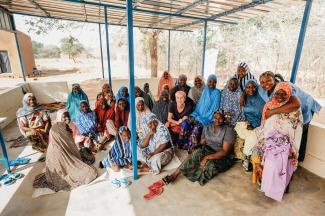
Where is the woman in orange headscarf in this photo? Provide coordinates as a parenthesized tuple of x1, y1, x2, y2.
(157, 70, 175, 99)
(251, 82, 303, 201)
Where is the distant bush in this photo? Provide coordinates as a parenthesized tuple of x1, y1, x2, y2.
(38, 45, 61, 58)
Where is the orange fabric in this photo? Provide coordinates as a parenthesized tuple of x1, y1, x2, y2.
(251, 155, 263, 184)
(157, 72, 175, 98)
(261, 82, 292, 122)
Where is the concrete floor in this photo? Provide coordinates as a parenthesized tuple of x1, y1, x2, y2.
(1, 121, 325, 216)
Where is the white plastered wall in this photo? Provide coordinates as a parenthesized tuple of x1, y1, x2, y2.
(301, 122, 325, 178)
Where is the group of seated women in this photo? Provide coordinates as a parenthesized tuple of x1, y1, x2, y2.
(16, 62, 321, 201)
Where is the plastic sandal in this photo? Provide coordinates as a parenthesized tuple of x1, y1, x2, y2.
(3, 177, 16, 186)
(120, 178, 130, 188)
(8, 172, 24, 180)
(9, 157, 31, 167)
(148, 180, 165, 191)
(111, 179, 121, 188)
(144, 187, 164, 201)
(0, 174, 9, 182)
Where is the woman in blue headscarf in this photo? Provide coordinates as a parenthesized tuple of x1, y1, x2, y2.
(67, 83, 89, 122)
(179, 74, 221, 152)
(234, 79, 265, 171)
(220, 77, 245, 126)
(116, 86, 130, 103)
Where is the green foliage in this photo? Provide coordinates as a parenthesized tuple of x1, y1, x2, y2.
(39, 45, 61, 58)
(60, 36, 84, 62)
(31, 40, 44, 57)
(24, 17, 79, 35)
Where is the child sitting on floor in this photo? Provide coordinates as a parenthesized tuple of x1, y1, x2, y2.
(99, 126, 132, 188)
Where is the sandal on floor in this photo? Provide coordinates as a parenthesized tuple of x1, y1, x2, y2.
(9, 157, 31, 167)
(120, 178, 130, 188)
(3, 177, 16, 186)
(144, 187, 164, 201)
(148, 180, 165, 190)
(9, 172, 25, 180)
(162, 175, 174, 185)
(111, 179, 121, 188)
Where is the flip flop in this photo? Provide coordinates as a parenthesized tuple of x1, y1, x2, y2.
(120, 178, 130, 188)
(8, 172, 25, 180)
(148, 180, 165, 191)
(3, 177, 16, 186)
(9, 157, 31, 167)
(111, 179, 121, 189)
(144, 187, 164, 201)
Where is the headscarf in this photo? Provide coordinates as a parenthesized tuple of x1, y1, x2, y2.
(243, 79, 266, 128)
(66, 84, 89, 122)
(140, 114, 171, 154)
(75, 101, 97, 135)
(128, 97, 152, 131)
(36, 122, 97, 191)
(135, 86, 154, 110)
(191, 74, 221, 126)
(115, 98, 130, 129)
(235, 62, 257, 92)
(95, 83, 115, 110)
(220, 77, 245, 125)
(157, 70, 175, 98)
(116, 86, 130, 103)
(188, 75, 205, 104)
(143, 83, 155, 102)
(170, 74, 191, 101)
(262, 82, 292, 122)
(95, 99, 115, 133)
(152, 90, 170, 124)
(16, 93, 43, 118)
(55, 108, 84, 145)
(102, 126, 132, 168)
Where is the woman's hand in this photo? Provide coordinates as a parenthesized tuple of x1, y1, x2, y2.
(265, 109, 274, 120)
(31, 129, 38, 135)
(240, 94, 246, 107)
(178, 119, 183, 125)
(147, 152, 155, 160)
(200, 156, 209, 169)
(165, 122, 170, 128)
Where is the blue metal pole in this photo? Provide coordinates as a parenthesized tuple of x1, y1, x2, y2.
(168, 30, 171, 72)
(290, 0, 313, 83)
(201, 21, 207, 77)
(0, 128, 10, 173)
(13, 26, 26, 81)
(98, 24, 105, 79)
(104, 6, 112, 86)
(126, 0, 138, 180)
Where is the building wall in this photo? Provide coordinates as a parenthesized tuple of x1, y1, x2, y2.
(0, 30, 35, 78)
(16, 31, 35, 77)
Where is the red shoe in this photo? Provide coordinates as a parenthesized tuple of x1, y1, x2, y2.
(144, 187, 164, 201)
(148, 180, 165, 191)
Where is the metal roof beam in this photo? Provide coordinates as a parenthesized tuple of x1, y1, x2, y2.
(63, 0, 232, 24)
(175, 0, 272, 29)
(150, 0, 208, 27)
(13, 11, 193, 32)
(28, 0, 50, 17)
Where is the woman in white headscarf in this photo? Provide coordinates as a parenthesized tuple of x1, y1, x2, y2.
(16, 93, 51, 152)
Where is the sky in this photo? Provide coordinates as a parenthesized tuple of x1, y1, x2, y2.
(14, 14, 108, 49)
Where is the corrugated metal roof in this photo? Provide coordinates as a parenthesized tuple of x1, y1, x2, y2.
(0, 0, 305, 30)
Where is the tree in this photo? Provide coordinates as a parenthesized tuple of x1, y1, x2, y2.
(140, 29, 161, 78)
(24, 17, 79, 35)
(31, 41, 44, 57)
(60, 36, 85, 62)
(39, 45, 61, 58)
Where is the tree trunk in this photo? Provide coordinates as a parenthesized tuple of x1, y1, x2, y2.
(149, 31, 159, 78)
